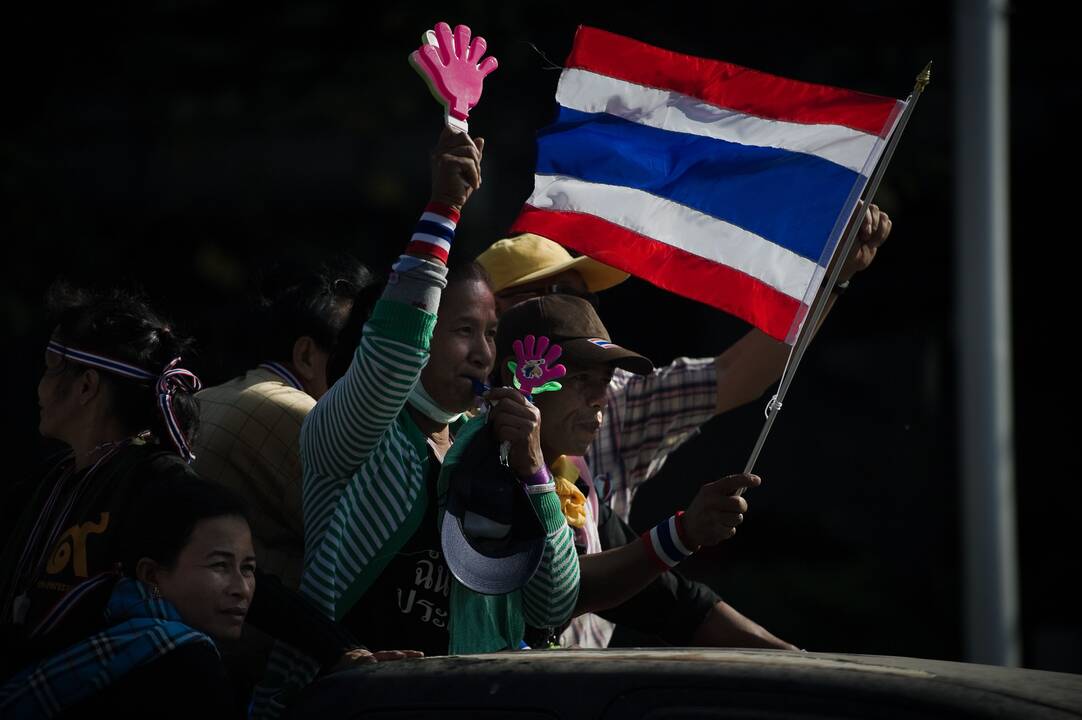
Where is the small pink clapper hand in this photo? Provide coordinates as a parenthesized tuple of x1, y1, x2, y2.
(513, 335, 567, 401)
(409, 22, 498, 133)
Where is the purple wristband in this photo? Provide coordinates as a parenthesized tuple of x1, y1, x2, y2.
(522, 465, 553, 487)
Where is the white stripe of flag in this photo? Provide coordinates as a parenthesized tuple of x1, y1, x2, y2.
(557, 68, 882, 174)
(526, 174, 825, 301)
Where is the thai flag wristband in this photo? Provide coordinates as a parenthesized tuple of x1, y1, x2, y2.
(642, 510, 696, 570)
(406, 202, 459, 264)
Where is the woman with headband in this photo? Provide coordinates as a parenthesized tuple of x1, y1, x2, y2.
(0, 283, 204, 650)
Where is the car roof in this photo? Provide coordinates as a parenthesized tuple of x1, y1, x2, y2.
(286, 648, 1082, 719)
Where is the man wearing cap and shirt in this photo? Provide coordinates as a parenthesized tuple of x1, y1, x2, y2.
(476, 208, 889, 648)
(485, 294, 771, 644)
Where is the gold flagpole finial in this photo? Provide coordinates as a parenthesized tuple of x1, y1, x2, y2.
(915, 61, 933, 93)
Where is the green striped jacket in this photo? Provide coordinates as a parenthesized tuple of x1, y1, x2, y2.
(254, 296, 578, 717)
(300, 296, 578, 630)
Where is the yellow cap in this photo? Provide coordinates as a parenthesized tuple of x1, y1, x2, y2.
(475, 233, 629, 294)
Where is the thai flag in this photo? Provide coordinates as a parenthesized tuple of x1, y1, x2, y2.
(511, 27, 906, 343)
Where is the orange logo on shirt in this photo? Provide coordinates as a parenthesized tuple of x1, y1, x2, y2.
(46, 512, 110, 578)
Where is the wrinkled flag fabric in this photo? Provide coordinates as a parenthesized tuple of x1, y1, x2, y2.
(512, 26, 905, 342)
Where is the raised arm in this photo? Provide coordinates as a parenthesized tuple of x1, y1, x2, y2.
(301, 128, 484, 481)
(714, 203, 892, 414)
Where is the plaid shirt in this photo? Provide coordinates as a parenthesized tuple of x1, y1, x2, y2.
(586, 356, 719, 523)
(566, 356, 718, 649)
(0, 576, 213, 718)
(193, 367, 314, 589)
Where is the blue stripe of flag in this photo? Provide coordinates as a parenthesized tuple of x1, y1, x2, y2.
(536, 107, 861, 263)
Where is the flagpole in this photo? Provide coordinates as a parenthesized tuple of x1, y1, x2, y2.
(741, 62, 933, 479)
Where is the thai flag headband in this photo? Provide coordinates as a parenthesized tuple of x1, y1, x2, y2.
(47, 340, 203, 464)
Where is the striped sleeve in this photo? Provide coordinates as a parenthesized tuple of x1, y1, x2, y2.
(521, 491, 580, 629)
(300, 298, 434, 479)
(299, 298, 435, 560)
(302, 434, 427, 616)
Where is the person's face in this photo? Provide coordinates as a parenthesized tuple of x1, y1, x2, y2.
(422, 278, 498, 414)
(532, 360, 614, 460)
(37, 343, 83, 443)
(152, 515, 256, 642)
(494, 270, 591, 315)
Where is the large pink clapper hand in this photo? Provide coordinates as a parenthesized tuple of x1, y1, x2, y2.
(513, 335, 567, 400)
(409, 22, 498, 132)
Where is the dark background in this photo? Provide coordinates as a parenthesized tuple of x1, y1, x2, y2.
(2, 1, 1077, 671)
